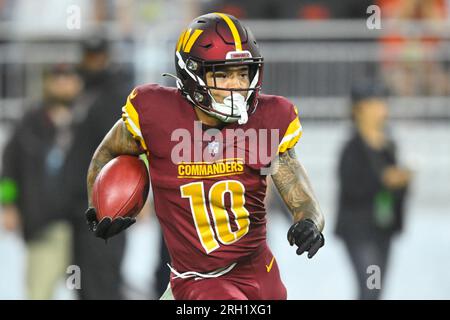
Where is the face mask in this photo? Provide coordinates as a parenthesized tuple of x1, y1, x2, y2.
(209, 92, 248, 124)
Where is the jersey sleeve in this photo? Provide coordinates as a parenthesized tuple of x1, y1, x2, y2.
(121, 88, 148, 152)
(277, 103, 302, 154)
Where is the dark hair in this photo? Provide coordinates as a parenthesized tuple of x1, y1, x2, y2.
(350, 79, 388, 121)
(44, 63, 77, 78)
(81, 36, 109, 54)
(351, 79, 388, 106)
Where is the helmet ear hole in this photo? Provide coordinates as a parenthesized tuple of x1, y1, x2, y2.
(194, 92, 204, 103)
(187, 60, 199, 71)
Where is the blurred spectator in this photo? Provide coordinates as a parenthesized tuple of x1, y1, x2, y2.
(378, 0, 450, 95)
(63, 35, 133, 300)
(335, 81, 411, 300)
(202, 0, 376, 20)
(0, 0, 16, 99)
(0, 0, 13, 20)
(0, 64, 81, 299)
(153, 233, 171, 298)
(298, 0, 376, 20)
(202, 0, 308, 19)
(330, 0, 376, 19)
(10, 0, 113, 37)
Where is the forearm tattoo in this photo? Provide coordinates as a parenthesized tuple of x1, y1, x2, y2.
(87, 120, 142, 207)
(271, 148, 325, 231)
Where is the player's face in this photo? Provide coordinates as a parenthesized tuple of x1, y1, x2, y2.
(206, 65, 250, 103)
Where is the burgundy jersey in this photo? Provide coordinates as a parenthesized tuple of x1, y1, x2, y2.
(122, 84, 301, 272)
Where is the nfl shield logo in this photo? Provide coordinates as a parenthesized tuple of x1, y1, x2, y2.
(208, 141, 220, 157)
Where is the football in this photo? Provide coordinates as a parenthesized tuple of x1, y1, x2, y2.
(92, 155, 150, 221)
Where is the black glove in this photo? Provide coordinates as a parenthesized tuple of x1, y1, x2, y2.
(287, 219, 324, 259)
(85, 207, 136, 240)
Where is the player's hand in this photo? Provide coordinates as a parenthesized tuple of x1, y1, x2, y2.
(287, 219, 324, 259)
(85, 207, 136, 240)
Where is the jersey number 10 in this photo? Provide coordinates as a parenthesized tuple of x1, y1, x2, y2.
(180, 180, 250, 254)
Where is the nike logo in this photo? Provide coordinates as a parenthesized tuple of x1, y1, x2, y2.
(265, 256, 275, 273)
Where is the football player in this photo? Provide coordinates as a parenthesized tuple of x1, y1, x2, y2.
(85, 13, 325, 300)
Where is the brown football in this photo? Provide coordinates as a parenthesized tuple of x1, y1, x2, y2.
(92, 155, 149, 220)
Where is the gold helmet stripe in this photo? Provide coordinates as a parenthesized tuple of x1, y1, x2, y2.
(182, 29, 192, 51)
(214, 12, 242, 51)
(176, 28, 204, 53)
(184, 29, 203, 53)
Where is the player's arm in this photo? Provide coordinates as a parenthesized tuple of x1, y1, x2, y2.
(271, 148, 325, 258)
(271, 148, 324, 229)
(85, 119, 143, 239)
(87, 119, 142, 206)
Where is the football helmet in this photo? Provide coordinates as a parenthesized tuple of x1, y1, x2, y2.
(173, 13, 264, 124)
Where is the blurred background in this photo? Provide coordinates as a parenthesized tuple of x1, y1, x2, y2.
(0, 0, 449, 300)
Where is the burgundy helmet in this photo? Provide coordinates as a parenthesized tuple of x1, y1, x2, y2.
(174, 13, 264, 123)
